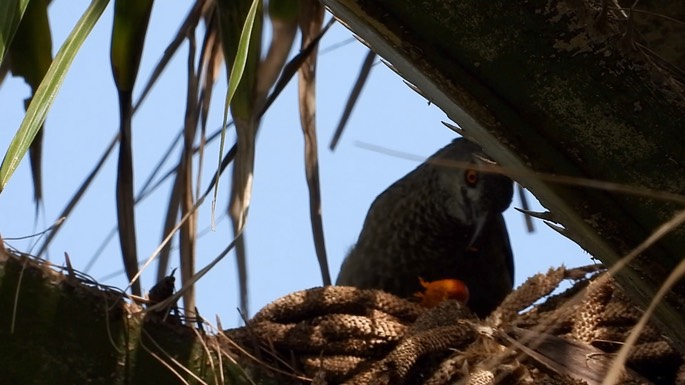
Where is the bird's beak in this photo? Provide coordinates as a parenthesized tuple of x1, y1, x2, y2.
(467, 214, 489, 249)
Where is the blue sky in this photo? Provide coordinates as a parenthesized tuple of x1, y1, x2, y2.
(0, 2, 589, 326)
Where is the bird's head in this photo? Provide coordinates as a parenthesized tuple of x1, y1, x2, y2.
(434, 138, 514, 245)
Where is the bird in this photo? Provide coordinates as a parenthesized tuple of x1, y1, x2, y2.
(336, 138, 514, 317)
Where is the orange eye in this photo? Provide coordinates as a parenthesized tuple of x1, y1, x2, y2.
(464, 169, 478, 186)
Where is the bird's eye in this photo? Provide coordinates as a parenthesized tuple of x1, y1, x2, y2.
(464, 169, 478, 187)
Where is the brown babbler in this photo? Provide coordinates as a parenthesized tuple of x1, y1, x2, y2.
(336, 138, 514, 317)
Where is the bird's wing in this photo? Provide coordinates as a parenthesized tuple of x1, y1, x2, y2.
(494, 213, 515, 285)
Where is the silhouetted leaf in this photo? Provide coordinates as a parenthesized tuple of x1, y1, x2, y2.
(110, 0, 154, 296)
(8, 0, 53, 214)
(298, 0, 331, 286)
